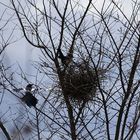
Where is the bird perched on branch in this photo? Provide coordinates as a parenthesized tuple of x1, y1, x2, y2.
(57, 48, 72, 66)
(21, 84, 38, 108)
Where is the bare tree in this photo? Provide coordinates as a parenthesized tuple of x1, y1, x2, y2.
(0, 0, 140, 139)
(0, 3, 16, 140)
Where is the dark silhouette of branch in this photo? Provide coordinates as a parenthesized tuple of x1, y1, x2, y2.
(0, 121, 11, 140)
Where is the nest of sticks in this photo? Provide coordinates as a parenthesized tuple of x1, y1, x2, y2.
(60, 61, 105, 103)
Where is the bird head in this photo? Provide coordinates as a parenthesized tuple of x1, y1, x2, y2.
(25, 84, 34, 91)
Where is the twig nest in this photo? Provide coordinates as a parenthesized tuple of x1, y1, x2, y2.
(61, 61, 105, 102)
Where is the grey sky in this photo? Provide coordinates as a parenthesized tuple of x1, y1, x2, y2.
(1, 0, 137, 68)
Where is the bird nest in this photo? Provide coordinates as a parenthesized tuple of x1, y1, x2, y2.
(60, 62, 105, 103)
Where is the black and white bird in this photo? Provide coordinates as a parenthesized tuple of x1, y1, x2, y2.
(21, 84, 38, 108)
(57, 48, 72, 66)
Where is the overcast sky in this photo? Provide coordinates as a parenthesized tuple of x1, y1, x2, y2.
(0, 0, 135, 68)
